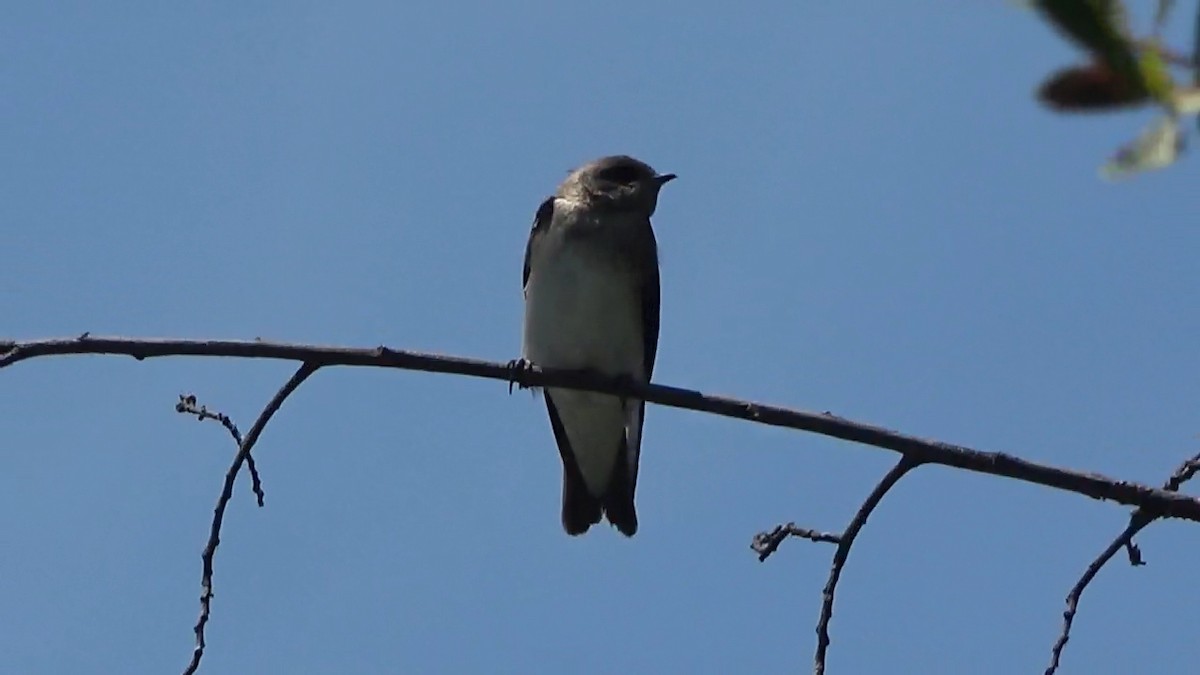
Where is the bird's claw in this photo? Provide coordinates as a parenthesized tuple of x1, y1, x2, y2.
(507, 358, 533, 394)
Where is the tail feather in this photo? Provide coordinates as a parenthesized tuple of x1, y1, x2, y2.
(562, 466, 603, 535)
(602, 438, 638, 537)
(546, 395, 603, 535)
(544, 392, 640, 537)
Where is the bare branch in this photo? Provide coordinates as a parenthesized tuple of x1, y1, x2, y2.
(815, 457, 922, 675)
(751, 523, 842, 561)
(1045, 447, 1200, 675)
(183, 363, 319, 675)
(175, 394, 265, 507)
(4, 335, 1200, 522)
(1044, 513, 1150, 675)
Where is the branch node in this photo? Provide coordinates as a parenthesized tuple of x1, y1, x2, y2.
(1124, 540, 1145, 566)
(1046, 445, 1200, 673)
(751, 522, 841, 562)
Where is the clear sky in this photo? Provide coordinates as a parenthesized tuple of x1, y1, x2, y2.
(3, 3, 1199, 674)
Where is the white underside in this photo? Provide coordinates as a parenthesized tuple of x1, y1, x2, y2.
(523, 228, 644, 495)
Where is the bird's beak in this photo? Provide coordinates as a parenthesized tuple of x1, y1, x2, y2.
(655, 173, 677, 186)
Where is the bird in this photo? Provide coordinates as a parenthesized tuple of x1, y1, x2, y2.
(521, 154, 675, 537)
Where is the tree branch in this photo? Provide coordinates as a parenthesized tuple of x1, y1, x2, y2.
(1044, 447, 1200, 675)
(751, 523, 842, 561)
(815, 457, 922, 675)
(4, 335, 1200, 521)
(175, 394, 265, 507)
(182, 362, 319, 675)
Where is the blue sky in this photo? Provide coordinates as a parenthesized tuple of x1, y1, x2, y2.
(3, 3, 1199, 673)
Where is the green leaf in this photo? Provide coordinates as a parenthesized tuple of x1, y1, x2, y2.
(1036, 0, 1174, 104)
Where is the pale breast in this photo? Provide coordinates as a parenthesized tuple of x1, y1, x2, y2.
(522, 229, 645, 377)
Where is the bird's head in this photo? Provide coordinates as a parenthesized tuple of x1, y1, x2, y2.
(558, 155, 676, 214)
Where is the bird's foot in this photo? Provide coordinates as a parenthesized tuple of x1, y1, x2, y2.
(507, 357, 534, 394)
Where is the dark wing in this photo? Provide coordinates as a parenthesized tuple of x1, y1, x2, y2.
(639, 219, 661, 380)
(523, 197, 556, 291)
(616, 216, 660, 513)
(643, 227, 662, 379)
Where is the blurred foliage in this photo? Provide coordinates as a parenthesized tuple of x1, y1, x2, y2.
(1028, 0, 1198, 178)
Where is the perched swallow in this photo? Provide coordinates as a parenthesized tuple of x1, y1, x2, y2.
(521, 155, 674, 536)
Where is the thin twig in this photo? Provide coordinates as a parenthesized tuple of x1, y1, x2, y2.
(816, 457, 922, 675)
(1045, 448, 1200, 675)
(3, 336, 1200, 521)
(752, 523, 842, 561)
(175, 394, 265, 507)
(1043, 512, 1150, 675)
(183, 362, 319, 675)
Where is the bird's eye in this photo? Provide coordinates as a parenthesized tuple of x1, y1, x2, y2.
(596, 165, 645, 184)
